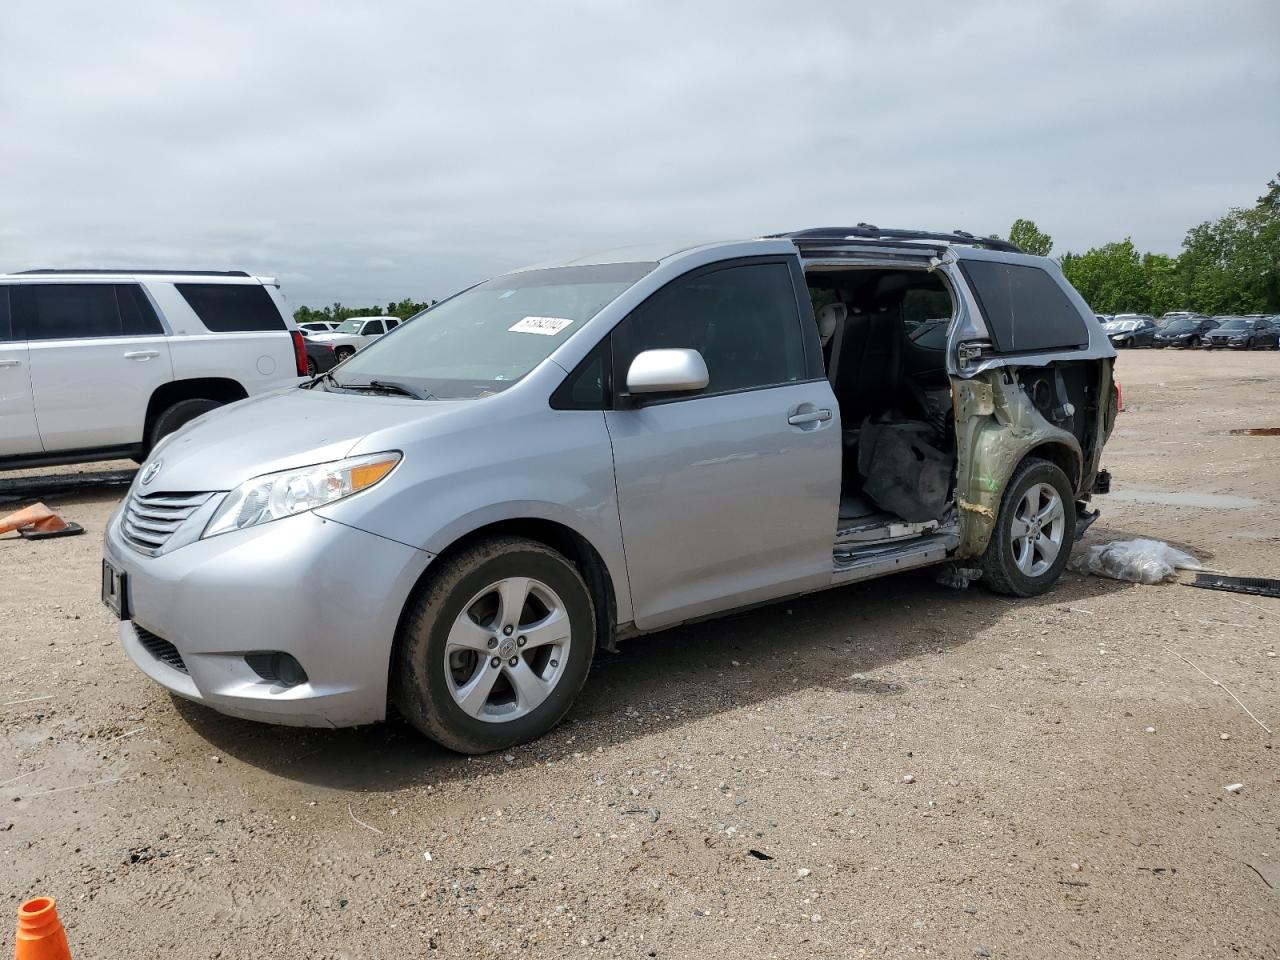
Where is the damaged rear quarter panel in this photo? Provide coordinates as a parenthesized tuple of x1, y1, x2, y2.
(951, 371, 1084, 557)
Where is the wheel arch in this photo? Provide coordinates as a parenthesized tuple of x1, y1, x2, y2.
(1023, 439, 1082, 493)
(393, 515, 623, 682)
(144, 377, 248, 443)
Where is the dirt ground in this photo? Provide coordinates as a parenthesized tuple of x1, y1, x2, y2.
(1, 350, 1276, 959)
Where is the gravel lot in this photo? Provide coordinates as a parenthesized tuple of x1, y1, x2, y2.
(2, 350, 1277, 959)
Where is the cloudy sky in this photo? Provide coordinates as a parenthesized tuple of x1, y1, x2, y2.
(2, 1, 1277, 308)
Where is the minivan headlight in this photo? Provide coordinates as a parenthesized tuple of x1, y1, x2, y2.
(203, 452, 401, 539)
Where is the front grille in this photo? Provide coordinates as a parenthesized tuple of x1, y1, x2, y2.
(121, 491, 213, 555)
(133, 624, 188, 674)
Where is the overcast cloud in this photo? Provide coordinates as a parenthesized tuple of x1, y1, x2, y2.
(2, 1, 1277, 307)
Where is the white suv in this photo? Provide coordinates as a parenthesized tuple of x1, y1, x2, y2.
(0, 270, 305, 468)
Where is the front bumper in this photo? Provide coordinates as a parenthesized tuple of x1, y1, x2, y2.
(105, 505, 433, 727)
(1208, 340, 1249, 349)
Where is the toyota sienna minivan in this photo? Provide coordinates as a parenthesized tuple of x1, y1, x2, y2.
(103, 227, 1118, 753)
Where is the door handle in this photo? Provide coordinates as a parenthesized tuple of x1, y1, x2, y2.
(787, 408, 832, 426)
(0, 358, 20, 368)
(124, 350, 160, 360)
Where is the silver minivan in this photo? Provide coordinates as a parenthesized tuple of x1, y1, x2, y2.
(102, 228, 1118, 753)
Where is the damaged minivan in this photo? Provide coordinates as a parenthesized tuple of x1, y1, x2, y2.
(103, 227, 1118, 753)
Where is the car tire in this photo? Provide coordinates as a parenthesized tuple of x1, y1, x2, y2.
(306, 357, 317, 377)
(1189, 336, 1200, 348)
(393, 536, 596, 754)
(334, 346, 355, 362)
(147, 398, 222, 452)
(980, 457, 1075, 598)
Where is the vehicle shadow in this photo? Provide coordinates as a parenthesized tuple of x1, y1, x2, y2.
(0, 467, 135, 507)
(174, 556, 1138, 794)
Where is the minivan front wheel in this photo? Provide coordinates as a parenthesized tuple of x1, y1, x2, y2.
(394, 536, 595, 753)
(980, 457, 1075, 597)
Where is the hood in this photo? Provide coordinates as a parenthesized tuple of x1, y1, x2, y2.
(136, 387, 449, 493)
(307, 332, 358, 343)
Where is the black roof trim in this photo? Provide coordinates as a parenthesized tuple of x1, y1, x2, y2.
(771, 225, 1023, 255)
(13, 268, 252, 277)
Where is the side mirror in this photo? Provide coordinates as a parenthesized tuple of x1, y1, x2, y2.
(625, 348, 709, 395)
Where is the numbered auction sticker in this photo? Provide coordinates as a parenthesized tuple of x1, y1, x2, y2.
(509, 316, 574, 336)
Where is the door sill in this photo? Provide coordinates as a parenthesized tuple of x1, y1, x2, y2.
(831, 530, 958, 584)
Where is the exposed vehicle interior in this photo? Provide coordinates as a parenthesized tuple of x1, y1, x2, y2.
(805, 266, 959, 550)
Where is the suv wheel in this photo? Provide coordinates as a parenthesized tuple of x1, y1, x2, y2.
(148, 398, 222, 452)
(306, 357, 317, 377)
(394, 536, 595, 753)
(980, 457, 1075, 597)
(334, 346, 355, 362)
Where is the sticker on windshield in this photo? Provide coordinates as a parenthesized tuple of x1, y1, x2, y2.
(509, 316, 573, 336)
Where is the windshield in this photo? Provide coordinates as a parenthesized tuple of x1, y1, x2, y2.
(335, 319, 367, 334)
(1216, 319, 1248, 330)
(1163, 320, 1197, 333)
(336, 262, 655, 399)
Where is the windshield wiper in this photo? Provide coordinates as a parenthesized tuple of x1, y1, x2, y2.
(340, 379, 432, 400)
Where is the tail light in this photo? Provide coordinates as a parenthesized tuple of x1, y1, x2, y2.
(1115, 381, 1125, 413)
(290, 331, 307, 377)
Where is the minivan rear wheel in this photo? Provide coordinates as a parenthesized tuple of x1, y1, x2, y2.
(980, 457, 1075, 597)
(393, 536, 595, 753)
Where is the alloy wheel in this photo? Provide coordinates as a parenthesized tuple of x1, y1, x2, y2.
(443, 577, 571, 723)
(1008, 482, 1066, 577)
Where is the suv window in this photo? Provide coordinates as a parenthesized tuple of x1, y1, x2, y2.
(960, 261, 1089, 353)
(117, 284, 164, 335)
(616, 261, 806, 396)
(175, 283, 285, 332)
(0, 286, 10, 341)
(20, 284, 121, 340)
(363, 320, 386, 336)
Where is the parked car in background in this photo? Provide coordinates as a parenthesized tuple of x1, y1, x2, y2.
(304, 338, 340, 377)
(1157, 311, 1207, 328)
(307, 315, 400, 361)
(104, 227, 1118, 752)
(0, 269, 304, 468)
(1152, 316, 1219, 348)
(1102, 314, 1157, 347)
(1204, 316, 1280, 350)
(299, 321, 340, 334)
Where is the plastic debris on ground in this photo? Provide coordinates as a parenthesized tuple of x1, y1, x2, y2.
(1069, 538, 1200, 585)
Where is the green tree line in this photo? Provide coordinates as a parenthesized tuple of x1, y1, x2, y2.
(1003, 171, 1280, 315)
(293, 297, 436, 325)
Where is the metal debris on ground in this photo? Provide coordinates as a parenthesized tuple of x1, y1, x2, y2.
(1188, 572, 1280, 600)
(1069, 538, 1200, 584)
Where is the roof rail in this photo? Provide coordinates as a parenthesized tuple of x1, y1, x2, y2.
(771, 225, 1023, 255)
(12, 268, 253, 277)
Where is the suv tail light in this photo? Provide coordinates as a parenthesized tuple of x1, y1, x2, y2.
(290, 331, 307, 377)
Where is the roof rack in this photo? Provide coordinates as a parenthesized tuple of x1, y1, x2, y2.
(12, 268, 252, 277)
(771, 225, 1023, 255)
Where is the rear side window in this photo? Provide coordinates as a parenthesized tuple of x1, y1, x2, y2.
(616, 261, 806, 396)
(20, 284, 122, 340)
(960, 261, 1089, 353)
(117, 284, 164, 335)
(175, 283, 285, 332)
(0, 286, 11, 341)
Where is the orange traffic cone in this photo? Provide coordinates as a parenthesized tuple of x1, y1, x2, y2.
(14, 897, 71, 960)
(0, 503, 82, 540)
